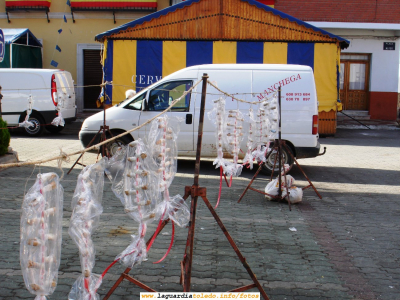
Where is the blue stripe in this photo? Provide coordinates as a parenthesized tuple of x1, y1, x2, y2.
(287, 43, 314, 70)
(104, 40, 113, 104)
(186, 41, 213, 67)
(136, 40, 163, 91)
(237, 41, 263, 64)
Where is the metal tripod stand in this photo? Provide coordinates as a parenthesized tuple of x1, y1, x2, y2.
(103, 74, 270, 299)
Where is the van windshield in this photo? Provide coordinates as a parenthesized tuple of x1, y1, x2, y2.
(122, 91, 147, 110)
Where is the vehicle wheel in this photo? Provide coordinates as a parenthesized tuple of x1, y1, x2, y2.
(22, 113, 45, 137)
(101, 134, 133, 157)
(261, 145, 294, 175)
(46, 125, 64, 133)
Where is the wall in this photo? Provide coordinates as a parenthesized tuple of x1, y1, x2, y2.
(0, 0, 167, 110)
(0, 0, 154, 81)
(275, 0, 400, 23)
(341, 37, 399, 120)
(342, 38, 399, 93)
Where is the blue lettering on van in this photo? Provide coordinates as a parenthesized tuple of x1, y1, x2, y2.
(257, 74, 302, 100)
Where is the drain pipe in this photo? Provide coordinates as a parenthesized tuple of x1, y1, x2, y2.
(338, 111, 371, 130)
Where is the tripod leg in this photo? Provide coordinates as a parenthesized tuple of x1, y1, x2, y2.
(202, 195, 269, 300)
(283, 143, 322, 199)
(67, 128, 102, 175)
(182, 194, 199, 292)
(238, 164, 263, 203)
(281, 157, 292, 211)
(238, 148, 275, 203)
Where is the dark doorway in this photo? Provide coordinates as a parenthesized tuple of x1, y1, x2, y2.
(83, 49, 102, 109)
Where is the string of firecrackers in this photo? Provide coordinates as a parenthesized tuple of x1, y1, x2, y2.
(207, 80, 278, 105)
(0, 79, 203, 170)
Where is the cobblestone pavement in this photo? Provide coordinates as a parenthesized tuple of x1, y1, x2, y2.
(0, 128, 399, 300)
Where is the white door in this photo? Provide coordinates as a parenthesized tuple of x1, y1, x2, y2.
(139, 80, 195, 151)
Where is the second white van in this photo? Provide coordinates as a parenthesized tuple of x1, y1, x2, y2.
(0, 69, 77, 136)
(80, 64, 321, 174)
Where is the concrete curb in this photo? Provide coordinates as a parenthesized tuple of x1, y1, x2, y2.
(0, 151, 19, 166)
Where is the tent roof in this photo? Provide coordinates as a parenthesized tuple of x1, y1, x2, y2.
(2, 28, 42, 47)
(95, 0, 349, 49)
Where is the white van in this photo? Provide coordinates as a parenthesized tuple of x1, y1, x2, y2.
(80, 64, 321, 173)
(0, 69, 77, 136)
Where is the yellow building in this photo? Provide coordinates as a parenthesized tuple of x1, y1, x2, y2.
(0, 0, 170, 111)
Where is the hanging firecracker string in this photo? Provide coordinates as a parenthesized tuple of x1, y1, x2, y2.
(20, 173, 63, 300)
(68, 159, 106, 300)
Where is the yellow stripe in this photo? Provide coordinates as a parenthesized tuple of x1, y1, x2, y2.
(314, 43, 338, 112)
(263, 42, 287, 64)
(102, 39, 107, 67)
(112, 40, 137, 105)
(162, 41, 186, 77)
(213, 41, 237, 64)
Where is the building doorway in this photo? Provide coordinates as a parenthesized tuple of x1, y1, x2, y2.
(77, 44, 103, 112)
(83, 49, 102, 109)
(339, 53, 370, 110)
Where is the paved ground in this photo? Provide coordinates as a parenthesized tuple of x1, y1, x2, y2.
(0, 126, 400, 300)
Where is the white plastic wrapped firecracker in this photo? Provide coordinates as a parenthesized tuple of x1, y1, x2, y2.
(19, 94, 34, 128)
(223, 109, 244, 177)
(51, 92, 65, 127)
(68, 159, 106, 300)
(20, 173, 63, 300)
(267, 96, 279, 137)
(106, 139, 159, 268)
(242, 108, 256, 169)
(148, 116, 190, 228)
(252, 94, 279, 163)
(264, 165, 295, 201)
(282, 186, 303, 204)
(207, 97, 226, 169)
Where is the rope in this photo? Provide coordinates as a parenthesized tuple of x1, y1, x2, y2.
(0, 79, 203, 170)
(207, 80, 277, 105)
(57, 148, 70, 180)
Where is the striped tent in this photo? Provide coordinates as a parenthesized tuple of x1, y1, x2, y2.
(95, 0, 349, 134)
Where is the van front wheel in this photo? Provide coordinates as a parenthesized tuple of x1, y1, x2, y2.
(22, 113, 45, 137)
(261, 146, 294, 175)
(101, 134, 133, 157)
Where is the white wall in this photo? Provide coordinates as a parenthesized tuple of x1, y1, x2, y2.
(342, 38, 400, 93)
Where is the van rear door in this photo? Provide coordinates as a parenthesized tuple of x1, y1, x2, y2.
(54, 71, 76, 119)
(252, 68, 318, 148)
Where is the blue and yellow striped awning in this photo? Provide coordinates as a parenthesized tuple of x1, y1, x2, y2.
(103, 40, 340, 112)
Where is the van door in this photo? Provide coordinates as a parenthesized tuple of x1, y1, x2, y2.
(0, 72, 46, 126)
(54, 71, 76, 119)
(198, 69, 253, 157)
(140, 80, 194, 151)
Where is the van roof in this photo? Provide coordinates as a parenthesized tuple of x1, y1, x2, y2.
(192, 64, 313, 72)
(0, 69, 68, 74)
